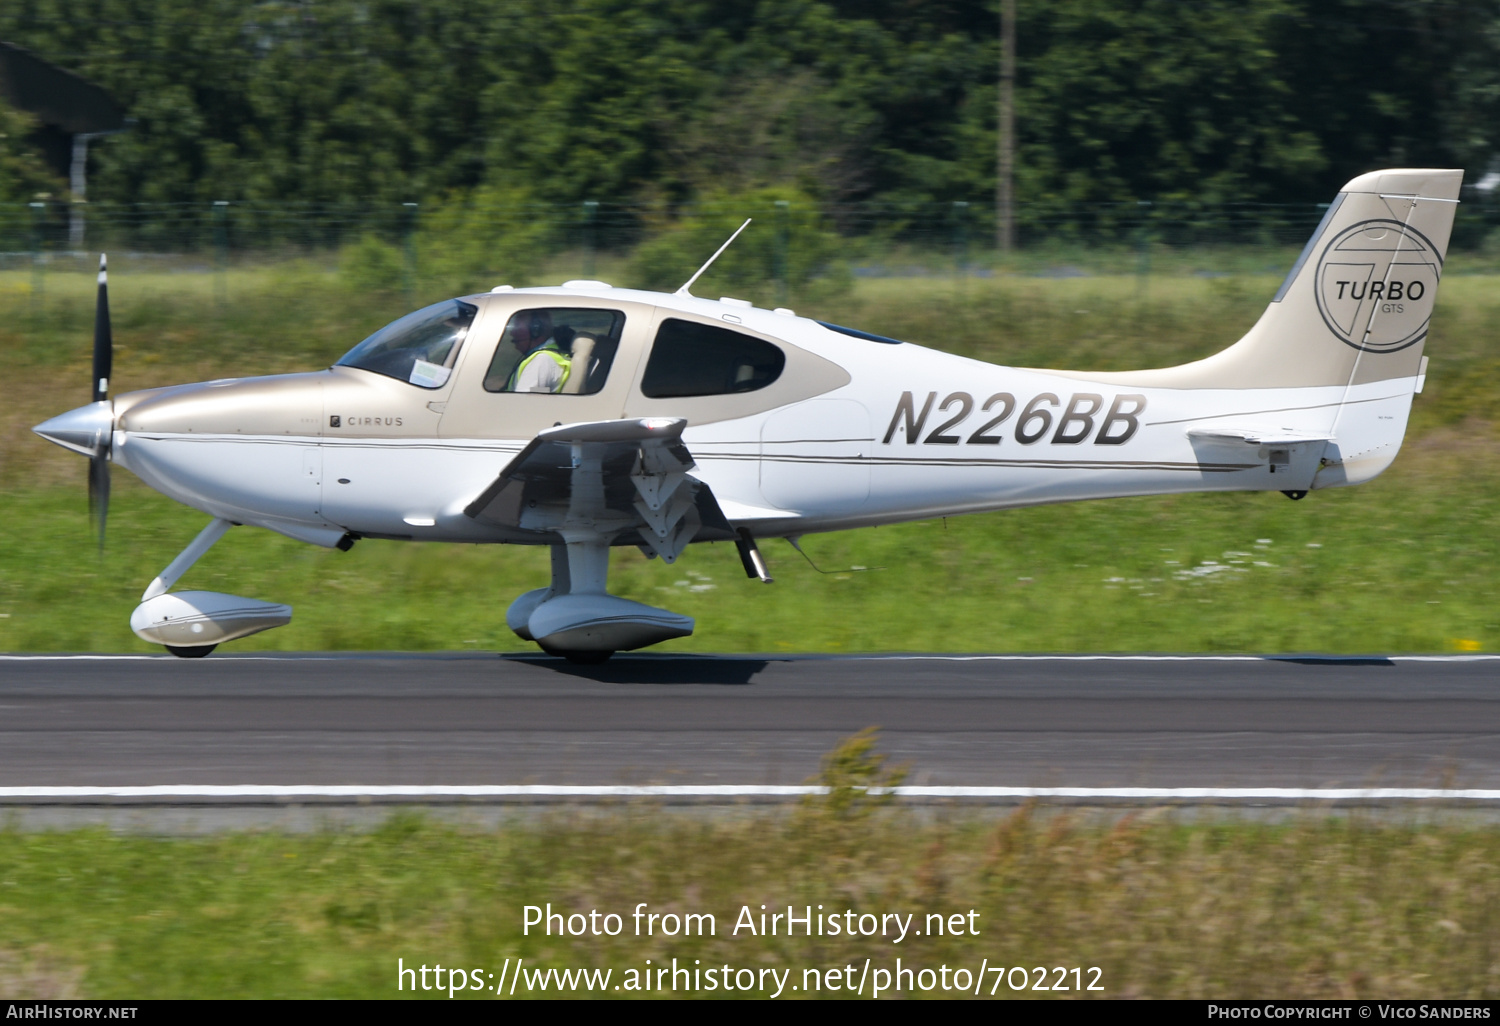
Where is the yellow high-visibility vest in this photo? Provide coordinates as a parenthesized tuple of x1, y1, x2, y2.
(507, 339, 572, 392)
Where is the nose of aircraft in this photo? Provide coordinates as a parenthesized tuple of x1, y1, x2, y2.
(33, 400, 114, 457)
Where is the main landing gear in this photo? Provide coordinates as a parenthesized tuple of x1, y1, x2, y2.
(506, 534, 695, 664)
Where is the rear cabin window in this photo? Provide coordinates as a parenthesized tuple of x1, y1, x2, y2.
(640, 319, 786, 398)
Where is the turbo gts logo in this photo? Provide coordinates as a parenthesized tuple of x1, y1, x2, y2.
(883, 391, 1146, 446)
(1315, 219, 1441, 354)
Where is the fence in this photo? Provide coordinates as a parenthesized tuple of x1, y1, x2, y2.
(3, 195, 1497, 275)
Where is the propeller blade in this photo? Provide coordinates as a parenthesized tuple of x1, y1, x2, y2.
(92, 254, 111, 403)
(88, 452, 109, 552)
(89, 254, 111, 550)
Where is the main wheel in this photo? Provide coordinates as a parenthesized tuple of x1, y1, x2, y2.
(165, 644, 217, 658)
(557, 649, 614, 665)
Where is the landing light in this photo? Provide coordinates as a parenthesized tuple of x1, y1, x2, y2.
(403, 516, 437, 527)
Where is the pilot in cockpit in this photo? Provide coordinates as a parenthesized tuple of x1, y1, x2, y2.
(505, 311, 576, 393)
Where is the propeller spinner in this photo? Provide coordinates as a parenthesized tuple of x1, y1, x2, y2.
(32, 254, 115, 548)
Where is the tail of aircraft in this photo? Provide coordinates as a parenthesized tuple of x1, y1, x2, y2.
(1075, 168, 1463, 487)
(1167, 168, 1461, 390)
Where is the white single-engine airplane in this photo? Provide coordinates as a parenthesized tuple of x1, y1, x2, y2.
(34, 168, 1461, 662)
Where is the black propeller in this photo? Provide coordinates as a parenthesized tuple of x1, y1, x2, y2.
(88, 254, 112, 549)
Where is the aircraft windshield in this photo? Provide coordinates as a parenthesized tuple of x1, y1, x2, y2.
(335, 299, 478, 389)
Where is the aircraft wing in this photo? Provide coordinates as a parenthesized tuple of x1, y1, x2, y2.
(463, 417, 736, 561)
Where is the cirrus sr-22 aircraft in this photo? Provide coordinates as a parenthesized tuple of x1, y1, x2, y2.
(33, 168, 1461, 662)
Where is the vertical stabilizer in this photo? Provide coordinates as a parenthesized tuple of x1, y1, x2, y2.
(1092, 169, 1462, 392)
(1045, 169, 1464, 491)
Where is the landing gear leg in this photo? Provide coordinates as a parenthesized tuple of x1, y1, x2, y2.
(543, 529, 617, 663)
(505, 544, 571, 640)
(142, 518, 233, 602)
(500, 430, 699, 658)
(141, 518, 231, 660)
(511, 541, 616, 661)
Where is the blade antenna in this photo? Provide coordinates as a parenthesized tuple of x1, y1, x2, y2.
(675, 218, 752, 297)
(785, 536, 883, 575)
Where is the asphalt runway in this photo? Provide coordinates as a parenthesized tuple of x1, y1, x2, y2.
(1, 653, 1498, 797)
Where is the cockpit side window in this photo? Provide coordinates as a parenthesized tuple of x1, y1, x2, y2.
(484, 308, 625, 395)
(335, 299, 477, 389)
(640, 319, 785, 398)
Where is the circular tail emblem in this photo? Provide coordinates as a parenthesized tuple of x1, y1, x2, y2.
(1314, 219, 1441, 353)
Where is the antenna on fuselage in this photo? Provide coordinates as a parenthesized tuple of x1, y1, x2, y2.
(675, 218, 752, 297)
(785, 536, 884, 575)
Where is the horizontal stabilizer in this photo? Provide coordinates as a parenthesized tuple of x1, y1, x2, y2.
(1186, 427, 1334, 447)
(1186, 426, 1330, 488)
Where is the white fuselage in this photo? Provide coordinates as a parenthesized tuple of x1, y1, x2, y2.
(110, 286, 1418, 549)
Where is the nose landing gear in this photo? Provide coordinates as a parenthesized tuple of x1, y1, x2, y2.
(130, 518, 293, 657)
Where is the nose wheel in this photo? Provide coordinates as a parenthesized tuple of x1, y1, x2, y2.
(130, 518, 294, 655)
(165, 644, 217, 658)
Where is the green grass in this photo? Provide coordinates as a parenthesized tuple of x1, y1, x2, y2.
(3, 803, 1499, 999)
(2, 445, 1497, 654)
(1, 259, 1497, 653)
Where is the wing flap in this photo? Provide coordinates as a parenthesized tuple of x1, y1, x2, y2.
(463, 417, 734, 560)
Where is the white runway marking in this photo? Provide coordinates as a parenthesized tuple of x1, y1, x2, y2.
(0, 653, 1495, 663)
(0, 654, 167, 661)
(4, 785, 1500, 801)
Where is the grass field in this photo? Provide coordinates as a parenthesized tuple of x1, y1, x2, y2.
(1, 257, 1497, 653)
(4, 798, 1499, 999)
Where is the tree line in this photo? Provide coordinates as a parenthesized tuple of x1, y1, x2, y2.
(1, 0, 1496, 230)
